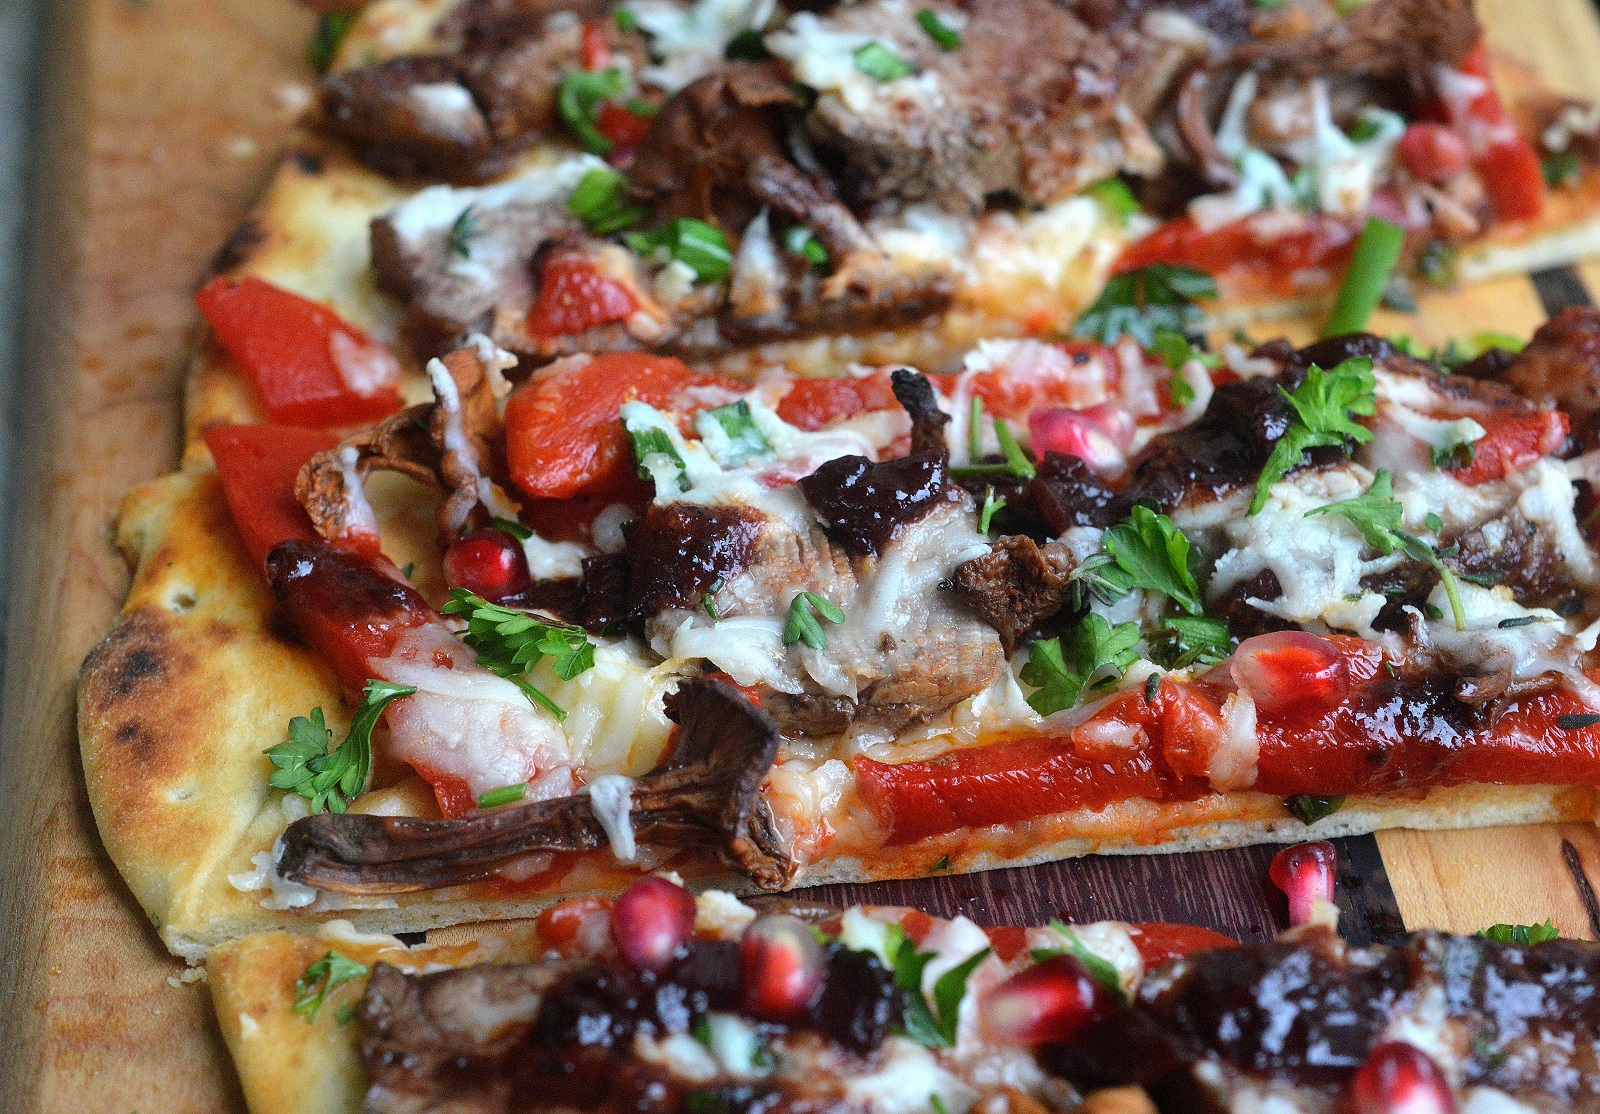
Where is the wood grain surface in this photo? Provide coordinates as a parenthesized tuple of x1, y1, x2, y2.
(4, 1, 1600, 1112)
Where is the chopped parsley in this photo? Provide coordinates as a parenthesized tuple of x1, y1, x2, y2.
(477, 783, 527, 809)
(265, 681, 415, 814)
(1151, 328, 1219, 408)
(1019, 614, 1141, 716)
(1149, 615, 1232, 670)
(853, 41, 915, 81)
(1030, 920, 1127, 1003)
(558, 68, 629, 155)
(567, 167, 647, 235)
(440, 590, 597, 718)
(1083, 177, 1140, 227)
(1285, 794, 1346, 825)
(1077, 504, 1205, 616)
(915, 9, 961, 50)
(1478, 920, 1559, 945)
(1071, 264, 1216, 348)
(882, 923, 989, 1048)
(614, 6, 639, 31)
(293, 951, 368, 1021)
(950, 414, 1035, 480)
(784, 591, 845, 650)
(1418, 240, 1459, 288)
(931, 854, 951, 871)
(1432, 439, 1476, 470)
(1249, 357, 1376, 515)
(626, 218, 732, 282)
(307, 13, 353, 74)
(930, 1097, 952, 1114)
(447, 205, 479, 259)
(1305, 469, 1466, 630)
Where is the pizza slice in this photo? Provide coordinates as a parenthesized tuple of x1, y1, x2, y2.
(83, 307, 1600, 956)
(189, 0, 1600, 435)
(206, 875, 1600, 1113)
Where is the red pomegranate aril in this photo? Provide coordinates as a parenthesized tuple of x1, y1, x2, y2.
(1397, 123, 1471, 185)
(980, 955, 1117, 1045)
(443, 527, 532, 600)
(1230, 631, 1350, 720)
(611, 876, 697, 971)
(739, 914, 826, 1021)
(1270, 841, 1338, 927)
(1352, 1041, 1458, 1114)
(1028, 402, 1134, 472)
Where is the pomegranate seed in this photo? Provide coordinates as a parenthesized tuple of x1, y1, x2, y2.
(1396, 123, 1471, 185)
(1230, 631, 1350, 720)
(443, 527, 532, 600)
(1352, 1042, 1458, 1114)
(980, 955, 1117, 1045)
(1270, 841, 1338, 928)
(739, 914, 826, 1020)
(1028, 403, 1134, 471)
(610, 876, 697, 971)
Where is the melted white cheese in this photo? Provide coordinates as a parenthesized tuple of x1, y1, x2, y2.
(587, 774, 637, 862)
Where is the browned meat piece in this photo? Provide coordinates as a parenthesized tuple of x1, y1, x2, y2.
(280, 678, 798, 893)
(321, 55, 501, 181)
(296, 346, 506, 543)
(1505, 307, 1600, 447)
(1026, 453, 1126, 533)
(1452, 508, 1578, 608)
(1212, 568, 1295, 640)
(793, 0, 1174, 210)
(1046, 927, 1600, 1113)
(437, 0, 614, 47)
(951, 535, 1079, 652)
(626, 503, 763, 616)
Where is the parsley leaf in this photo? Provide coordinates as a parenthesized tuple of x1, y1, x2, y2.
(782, 225, 829, 268)
(558, 68, 629, 154)
(1071, 264, 1216, 347)
(1149, 615, 1232, 669)
(883, 923, 990, 1049)
(1249, 358, 1376, 515)
(293, 951, 369, 1021)
(1030, 921, 1127, 1004)
(1285, 794, 1345, 825)
(447, 205, 479, 259)
(265, 681, 414, 814)
(853, 41, 914, 81)
(1020, 614, 1141, 716)
(1083, 177, 1140, 227)
(491, 515, 533, 540)
(1305, 469, 1466, 630)
(784, 591, 845, 650)
(440, 590, 596, 718)
(1151, 328, 1218, 408)
(1095, 504, 1205, 616)
(1478, 921, 1559, 945)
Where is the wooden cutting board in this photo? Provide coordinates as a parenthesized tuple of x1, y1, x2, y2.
(4, 1, 1600, 1110)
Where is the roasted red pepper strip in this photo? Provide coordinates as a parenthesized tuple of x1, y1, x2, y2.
(204, 424, 340, 566)
(527, 254, 639, 341)
(1126, 923, 1239, 967)
(197, 276, 404, 426)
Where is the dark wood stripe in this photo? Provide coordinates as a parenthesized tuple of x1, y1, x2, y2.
(1329, 834, 1406, 946)
(1531, 265, 1596, 315)
(1561, 839, 1600, 939)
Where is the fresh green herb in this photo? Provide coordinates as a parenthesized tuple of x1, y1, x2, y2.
(967, 395, 985, 460)
(1151, 329, 1219, 407)
(1478, 920, 1559, 945)
(930, 1097, 952, 1114)
(853, 40, 915, 81)
(1556, 713, 1600, 730)
(293, 951, 369, 1021)
(265, 681, 415, 814)
(1348, 115, 1384, 143)
(440, 590, 596, 718)
(1432, 439, 1476, 470)
(1543, 150, 1582, 189)
(702, 399, 772, 465)
(558, 68, 629, 155)
(448, 205, 479, 259)
(931, 854, 951, 871)
(1149, 615, 1232, 669)
(477, 783, 527, 809)
(1072, 264, 1217, 347)
(614, 6, 638, 32)
(1425, 603, 1445, 620)
(1286, 795, 1346, 825)
(1031, 921, 1127, 1003)
(704, 591, 720, 618)
(978, 487, 1006, 533)
(491, 515, 533, 540)
(691, 1014, 713, 1045)
(782, 225, 829, 268)
(685, 1091, 726, 1114)
(1084, 177, 1140, 227)
(1145, 671, 1162, 704)
(784, 591, 845, 650)
(1250, 357, 1377, 515)
(307, 13, 353, 74)
(890, 934, 991, 1049)
(567, 167, 647, 235)
(626, 218, 732, 282)
(1497, 615, 1540, 629)
(725, 28, 772, 60)
(994, 418, 1035, 479)
(1473, 1032, 1510, 1071)
(1081, 504, 1205, 615)
(915, 8, 961, 50)
(1248, 0, 1286, 8)
(1418, 240, 1459, 288)
(951, 415, 1036, 480)
(1305, 470, 1465, 630)
(625, 418, 690, 492)
(400, 562, 415, 579)
(334, 1002, 357, 1025)
(1425, 511, 1444, 533)
(1323, 217, 1405, 337)
(1019, 614, 1142, 716)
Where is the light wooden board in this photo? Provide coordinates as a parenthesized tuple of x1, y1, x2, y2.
(3, 2, 1600, 1111)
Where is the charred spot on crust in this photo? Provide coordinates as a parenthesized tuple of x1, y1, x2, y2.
(208, 216, 265, 275)
(80, 609, 183, 706)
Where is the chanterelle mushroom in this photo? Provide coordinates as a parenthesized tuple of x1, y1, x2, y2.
(277, 678, 797, 893)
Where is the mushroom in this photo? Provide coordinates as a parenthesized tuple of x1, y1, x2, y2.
(276, 678, 798, 893)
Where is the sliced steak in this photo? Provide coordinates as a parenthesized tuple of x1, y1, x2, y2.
(1504, 307, 1600, 447)
(951, 534, 1079, 652)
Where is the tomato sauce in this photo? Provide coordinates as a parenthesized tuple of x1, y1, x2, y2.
(1115, 214, 1358, 297)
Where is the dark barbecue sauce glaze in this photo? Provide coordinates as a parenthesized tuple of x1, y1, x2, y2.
(625, 504, 762, 617)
